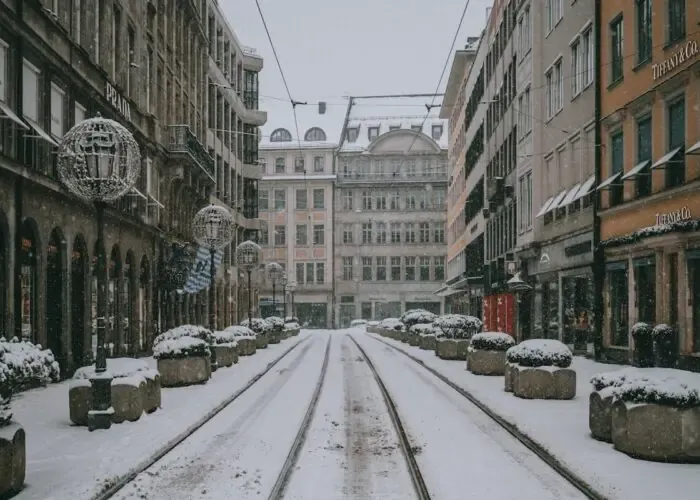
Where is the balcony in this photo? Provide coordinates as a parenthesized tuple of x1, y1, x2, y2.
(167, 125, 215, 182)
(241, 46, 263, 72)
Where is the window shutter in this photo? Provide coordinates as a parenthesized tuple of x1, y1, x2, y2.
(0, 43, 6, 101)
(50, 84, 65, 137)
(22, 61, 39, 122)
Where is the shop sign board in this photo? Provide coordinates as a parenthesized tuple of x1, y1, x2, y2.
(652, 40, 699, 81)
(655, 206, 692, 225)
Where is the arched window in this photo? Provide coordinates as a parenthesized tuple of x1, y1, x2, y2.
(304, 127, 327, 142)
(270, 128, 292, 142)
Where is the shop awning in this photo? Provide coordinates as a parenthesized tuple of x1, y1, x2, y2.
(0, 100, 29, 129)
(556, 183, 582, 208)
(452, 277, 469, 289)
(436, 287, 455, 297)
(434, 285, 449, 295)
(686, 140, 700, 155)
(148, 193, 165, 208)
(621, 160, 651, 180)
(127, 186, 148, 200)
(596, 172, 621, 190)
(24, 118, 59, 147)
(571, 175, 595, 202)
(534, 196, 555, 218)
(540, 190, 567, 216)
(651, 146, 683, 169)
(443, 287, 466, 296)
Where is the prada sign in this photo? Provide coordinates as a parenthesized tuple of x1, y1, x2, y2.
(652, 40, 699, 81)
(105, 81, 132, 121)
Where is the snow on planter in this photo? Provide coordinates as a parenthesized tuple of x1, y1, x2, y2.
(350, 319, 368, 327)
(265, 316, 285, 343)
(0, 337, 60, 394)
(153, 337, 211, 387)
(467, 332, 515, 376)
(240, 318, 270, 349)
(0, 395, 24, 496)
(432, 315, 481, 360)
(505, 339, 575, 400)
(153, 324, 214, 346)
(212, 331, 239, 367)
(368, 320, 380, 326)
(400, 309, 437, 329)
(379, 318, 404, 331)
(284, 321, 301, 337)
(284, 316, 299, 324)
(224, 326, 257, 356)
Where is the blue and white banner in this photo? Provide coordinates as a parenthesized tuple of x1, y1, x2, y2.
(178, 246, 224, 294)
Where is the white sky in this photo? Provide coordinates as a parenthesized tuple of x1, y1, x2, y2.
(224, 0, 493, 141)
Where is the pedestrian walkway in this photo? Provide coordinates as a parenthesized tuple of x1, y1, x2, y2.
(10, 332, 310, 500)
(364, 331, 700, 500)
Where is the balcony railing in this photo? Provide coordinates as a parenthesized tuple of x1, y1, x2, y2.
(167, 125, 215, 181)
(242, 90, 259, 110)
(242, 201, 259, 220)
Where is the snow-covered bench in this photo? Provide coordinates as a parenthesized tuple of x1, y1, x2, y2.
(467, 332, 515, 376)
(505, 339, 575, 400)
(212, 331, 239, 367)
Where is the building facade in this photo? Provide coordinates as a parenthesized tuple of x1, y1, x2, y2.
(0, 0, 264, 375)
(258, 119, 337, 327)
(597, 0, 700, 370)
(334, 95, 448, 327)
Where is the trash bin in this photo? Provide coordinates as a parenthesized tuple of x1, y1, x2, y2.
(652, 324, 677, 368)
(631, 322, 654, 368)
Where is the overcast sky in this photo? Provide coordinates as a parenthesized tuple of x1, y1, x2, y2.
(224, 0, 493, 140)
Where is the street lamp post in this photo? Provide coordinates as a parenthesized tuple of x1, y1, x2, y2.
(267, 262, 283, 316)
(236, 240, 262, 324)
(280, 274, 288, 319)
(193, 204, 234, 372)
(287, 281, 297, 319)
(57, 113, 141, 431)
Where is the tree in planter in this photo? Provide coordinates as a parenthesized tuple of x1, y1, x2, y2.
(223, 325, 257, 356)
(400, 309, 437, 329)
(153, 324, 215, 346)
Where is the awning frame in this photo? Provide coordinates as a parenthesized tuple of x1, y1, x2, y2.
(571, 175, 595, 202)
(685, 140, 700, 155)
(596, 172, 622, 191)
(651, 146, 683, 170)
(556, 183, 582, 209)
(534, 196, 555, 218)
(620, 160, 652, 180)
(0, 100, 29, 129)
(24, 118, 59, 147)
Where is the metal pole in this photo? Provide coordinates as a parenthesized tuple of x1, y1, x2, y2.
(89, 201, 112, 431)
(208, 247, 218, 372)
(272, 282, 276, 316)
(291, 292, 295, 318)
(283, 287, 287, 320)
(247, 269, 252, 324)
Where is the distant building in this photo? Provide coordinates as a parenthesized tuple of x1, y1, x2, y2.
(334, 95, 449, 327)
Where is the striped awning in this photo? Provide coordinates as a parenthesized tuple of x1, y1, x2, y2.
(178, 246, 224, 294)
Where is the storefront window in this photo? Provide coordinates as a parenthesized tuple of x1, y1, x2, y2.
(634, 257, 655, 324)
(541, 280, 559, 339)
(20, 234, 37, 342)
(607, 263, 629, 346)
(689, 256, 700, 352)
(562, 275, 593, 349)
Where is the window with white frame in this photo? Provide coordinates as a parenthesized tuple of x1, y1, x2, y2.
(315, 262, 324, 284)
(362, 223, 372, 244)
(259, 189, 269, 210)
(376, 257, 387, 281)
(342, 257, 353, 280)
(433, 189, 445, 209)
(545, 59, 563, 118)
(296, 263, 304, 284)
(546, 0, 562, 33)
(274, 189, 286, 210)
(362, 191, 372, 210)
(581, 26, 593, 87)
(362, 257, 372, 280)
(391, 256, 401, 280)
(274, 225, 286, 246)
(419, 256, 431, 281)
(342, 224, 353, 244)
(260, 225, 269, 245)
(313, 156, 324, 172)
(375, 191, 387, 210)
(405, 223, 416, 243)
(296, 224, 308, 245)
(275, 157, 285, 173)
(419, 222, 430, 243)
(22, 60, 40, 123)
(434, 222, 445, 243)
(0, 40, 7, 101)
(313, 188, 324, 209)
(389, 191, 400, 210)
(50, 83, 65, 138)
(571, 38, 581, 97)
(313, 224, 325, 245)
(390, 223, 401, 243)
(294, 156, 305, 173)
(434, 256, 445, 281)
(343, 190, 353, 210)
(404, 257, 416, 281)
(376, 222, 387, 244)
(518, 6, 531, 56)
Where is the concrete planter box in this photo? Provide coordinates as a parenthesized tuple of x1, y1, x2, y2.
(504, 362, 518, 392)
(255, 334, 269, 349)
(419, 334, 437, 351)
(214, 344, 238, 367)
(612, 401, 700, 462)
(157, 356, 211, 387)
(237, 338, 256, 356)
(589, 390, 615, 442)
(467, 349, 507, 375)
(111, 377, 146, 423)
(512, 366, 576, 400)
(435, 338, 470, 360)
(407, 333, 421, 347)
(366, 326, 381, 334)
(0, 423, 25, 496)
(285, 328, 300, 337)
(268, 331, 282, 344)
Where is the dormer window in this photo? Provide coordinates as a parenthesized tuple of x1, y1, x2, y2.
(368, 126, 379, 141)
(304, 127, 327, 142)
(270, 128, 292, 142)
(346, 127, 359, 142)
(411, 125, 422, 132)
(431, 124, 443, 140)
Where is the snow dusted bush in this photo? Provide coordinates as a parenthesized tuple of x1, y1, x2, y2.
(631, 322, 653, 338)
(470, 332, 515, 352)
(284, 321, 300, 331)
(212, 331, 239, 347)
(379, 318, 404, 331)
(74, 357, 153, 380)
(0, 337, 61, 397)
(265, 316, 285, 333)
(506, 339, 572, 368)
(153, 325, 214, 346)
(653, 323, 674, 338)
(367, 320, 380, 327)
(285, 316, 299, 324)
(224, 325, 256, 339)
(0, 394, 11, 427)
(240, 318, 271, 335)
(153, 337, 210, 360)
(400, 309, 437, 328)
(590, 368, 700, 407)
(409, 323, 437, 335)
(350, 319, 368, 327)
(433, 314, 482, 339)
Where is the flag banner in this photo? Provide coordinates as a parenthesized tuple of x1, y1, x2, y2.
(178, 246, 224, 294)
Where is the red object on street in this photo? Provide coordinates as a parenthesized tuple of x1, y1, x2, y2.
(482, 293, 515, 335)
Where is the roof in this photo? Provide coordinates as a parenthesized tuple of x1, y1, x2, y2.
(338, 94, 448, 153)
(440, 36, 481, 119)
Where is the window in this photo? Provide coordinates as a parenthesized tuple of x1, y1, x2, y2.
(404, 257, 416, 281)
(0, 41, 7, 101)
(434, 189, 445, 209)
(610, 16, 624, 83)
(546, 0, 562, 33)
(306, 263, 314, 284)
(274, 225, 286, 246)
(346, 127, 359, 142)
(362, 257, 372, 280)
(667, 97, 686, 188)
(270, 128, 292, 142)
(260, 224, 269, 245)
(22, 60, 40, 123)
(275, 157, 285, 173)
(374, 160, 385, 178)
(304, 127, 326, 141)
(431, 124, 443, 140)
(571, 38, 581, 96)
(390, 223, 401, 243)
(274, 189, 286, 210)
(434, 256, 445, 281)
(391, 257, 401, 280)
(294, 156, 305, 173)
(406, 160, 417, 177)
(376, 222, 387, 244)
(526, 172, 533, 227)
(635, 116, 652, 198)
(434, 222, 445, 243)
(581, 27, 593, 87)
(405, 223, 415, 243)
(545, 59, 562, 118)
(296, 224, 308, 245)
(362, 191, 372, 210)
(342, 224, 353, 244)
(296, 263, 304, 284)
(635, 259, 656, 324)
(342, 257, 353, 280)
(343, 191, 353, 211)
(518, 7, 531, 56)
(411, 125, 422, 132)
(389, 191, 400, 210)
(315, 263, 324, 284)
(610, 131, 624, 206)
(296, 189, 307, 209)
(259, 190, 269, 210)
(667, 0, 685, 44)
(419, 222, 430, 243)
(362, 223, 372, 244)
(368, 126, 379, 141)
(50, 83, 65, 138)
(376, 257, 387, 281)
(313, 188, 324, 209)
(313, 224, 325, 245)
(375, 192, 387, 210)
(313, 156, 324, 172)
(636, 0, 652, 64)
(405, 193, 416, 210)
(419, 257, 430, 281)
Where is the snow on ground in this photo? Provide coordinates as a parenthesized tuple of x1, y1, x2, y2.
(284, 333, 415, 500)
(365, 331, 700, 500)
(352, 333, 585, 500)
(10, 331, 311, 500)
(113, 336, 328, 500)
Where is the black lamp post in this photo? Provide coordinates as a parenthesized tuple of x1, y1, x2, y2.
(57, 113, 141, 431)
(287, 281, 297, 319)
(236, 240, 262, 325)
(281, 274, 288, 319)
(267, 262, 283, 317)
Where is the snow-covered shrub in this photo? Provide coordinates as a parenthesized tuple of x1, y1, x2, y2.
(74, 358, 153, 380)
(285, 316, 299, 324)
(265, 316, 285, 333)
(240, 318, 271, 335)
(470, 332, 515, 352)
(631, 322, 652, 338)
(433, 314, 482, 339)
(367, 320, 380, 327)
(0, 337, 61, 395)
(153, 337, 210, 360)
(224, 325, 256, 339)
(153, 325, 214, 346)
(0, 394, 11, 427)
(506, 339, 572, 368)
(590, 368, 700, 407)
(212, 331, 239, 347)
(400, 309, 437, 328)
(652, 323, 674, 338)
(379, 318, 404, 331)
(409, 323, 437, 335)
(284, 321, 300, 331)
(350, 319, 368, 327)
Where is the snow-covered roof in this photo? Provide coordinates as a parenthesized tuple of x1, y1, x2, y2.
(259, 97, 346, 147)
(339, 95, 448, 153)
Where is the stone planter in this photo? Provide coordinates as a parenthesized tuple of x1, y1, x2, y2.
(467, 349, 507, 375)
(237, 338, 256, 356)
(0, 423, 25, 496)
(268, 331, 282, 344)
(366, 326, 381, 334)
(612, 401, 700, 462)
(214, 344, 238, 367)
(504, 362, 518, 392)
(255, 334, 269, 349)
(407, 333, 421, 347)
(435, 338, 470, 360)
(141, 372, 161, 413)
(111, 377, 146, 423)
(285, 328, 300, 337)
(513, 366, 576, 400)
(419, 334, 437, 351)
(157, 356, 211, 387)
(589, 390, 614, 442)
